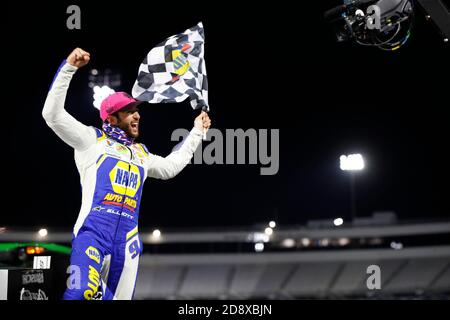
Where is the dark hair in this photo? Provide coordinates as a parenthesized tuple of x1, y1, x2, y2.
(104, 111, 119, 124)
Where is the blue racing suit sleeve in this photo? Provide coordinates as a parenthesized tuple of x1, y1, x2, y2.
(42, 60, 97, 151)
(146, 127, 203, 180)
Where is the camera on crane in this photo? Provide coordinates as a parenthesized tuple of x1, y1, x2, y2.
(324, 0, 414, 51)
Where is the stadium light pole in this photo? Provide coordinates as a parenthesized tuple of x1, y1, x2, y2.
(340, 154, 365, 222)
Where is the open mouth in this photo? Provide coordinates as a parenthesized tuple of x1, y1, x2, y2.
(131, 122, 139, 130)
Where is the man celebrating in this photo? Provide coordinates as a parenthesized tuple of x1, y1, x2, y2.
(42, 48, 211, 300)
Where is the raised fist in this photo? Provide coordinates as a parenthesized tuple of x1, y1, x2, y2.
(67, 48, 90, 68)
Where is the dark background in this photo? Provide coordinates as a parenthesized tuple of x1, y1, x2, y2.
(4, 1, 449, 230)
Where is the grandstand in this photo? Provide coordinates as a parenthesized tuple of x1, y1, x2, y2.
(2, 213, 448, 299)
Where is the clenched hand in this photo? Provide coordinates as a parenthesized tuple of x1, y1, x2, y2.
(194, 111, 212, 133)
(67, 48, 90, 68)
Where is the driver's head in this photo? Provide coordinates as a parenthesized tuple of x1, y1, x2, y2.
(100, 92, 143, 138)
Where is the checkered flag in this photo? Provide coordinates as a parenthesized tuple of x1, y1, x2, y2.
(132, 22, 209, 111)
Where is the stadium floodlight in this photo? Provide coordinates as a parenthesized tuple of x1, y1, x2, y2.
(38, 228, 48, 238)
(93, 85, 115, 110)
(152, 229, 161, 238)
(301, 238, 311, 246)
(333, 217, 344, 226)
(340, 153, 365, 221)
(88, 68, 122, 89)
(264, 227, 273, 236)
(281, 238, 296, 248)
(319, 238, 330, 247)
(268, 221, 276, 228)
(251, 232, 270, 243)
(254, 243, 264, 252)
(340, 154, 365, 171)
(338, 238, 350, 246)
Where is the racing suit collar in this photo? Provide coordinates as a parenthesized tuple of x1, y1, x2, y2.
(102, 122, 134, 146)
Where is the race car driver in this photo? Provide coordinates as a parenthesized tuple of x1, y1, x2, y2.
(42, 48, 211, 300)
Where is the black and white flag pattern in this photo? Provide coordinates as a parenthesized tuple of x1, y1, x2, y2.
(132, 22, 209, 110)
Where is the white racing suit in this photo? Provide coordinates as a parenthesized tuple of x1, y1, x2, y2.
(42, 61, 202, 299)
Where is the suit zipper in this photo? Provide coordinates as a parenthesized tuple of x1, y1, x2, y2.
(113, 144, 133, 241)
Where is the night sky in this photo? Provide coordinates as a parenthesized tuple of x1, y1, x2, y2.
(4, 1, 449, 230)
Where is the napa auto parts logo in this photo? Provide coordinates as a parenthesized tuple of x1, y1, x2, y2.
(85, 246, 100, 264)
(109, 161, 141, 197)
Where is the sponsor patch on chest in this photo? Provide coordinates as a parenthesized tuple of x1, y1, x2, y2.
(103, 140, 147, 166)
(109, 161, 141, 197)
